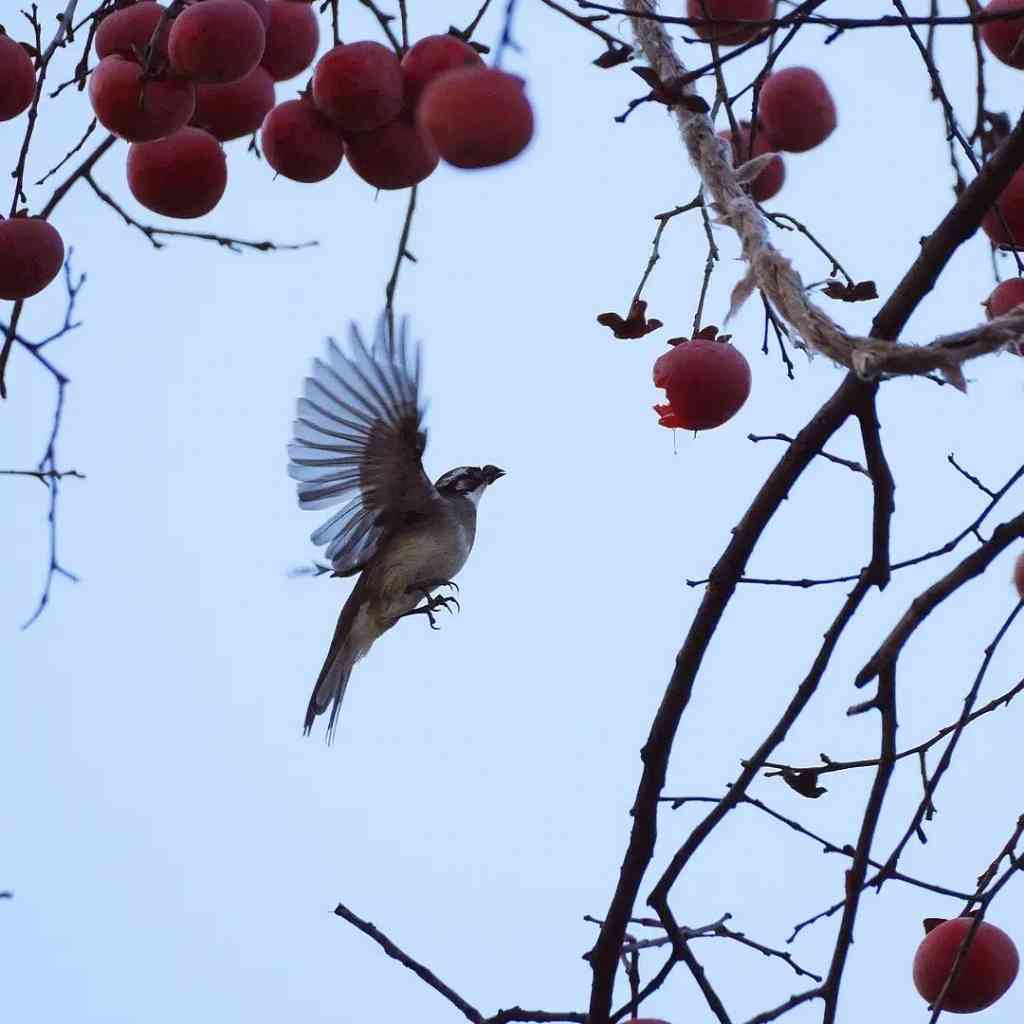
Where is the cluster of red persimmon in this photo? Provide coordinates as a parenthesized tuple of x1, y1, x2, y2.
(620, 916, 1018, 1020)
(650, 1, 838, 435)
(85, 0, 533, 207)
(717, 62, 835, 205)
(0, 0, 535, 300)
(688, 0, 837, 205)
(653, 1, 1024, 437)
(269, 35, 533, 186)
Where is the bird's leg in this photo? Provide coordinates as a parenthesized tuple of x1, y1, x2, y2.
(419, 580, 460, 613)
(398, 584, 461, 630)
(399, 602, 442, 630)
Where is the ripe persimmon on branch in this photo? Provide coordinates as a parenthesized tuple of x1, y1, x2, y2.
(5, 3, 1024, 1024)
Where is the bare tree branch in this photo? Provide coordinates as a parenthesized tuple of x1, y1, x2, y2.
(334, 902, 484, 1023)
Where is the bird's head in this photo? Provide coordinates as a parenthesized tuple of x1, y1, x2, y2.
(435, 464, 505, 505)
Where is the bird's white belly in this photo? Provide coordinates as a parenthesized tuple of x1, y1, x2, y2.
(367, 522, 472, 624)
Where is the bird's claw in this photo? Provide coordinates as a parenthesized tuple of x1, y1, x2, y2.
(401, 602, 442, 629)
(400, 587, 461, 630)
(425, 592, 459, 615)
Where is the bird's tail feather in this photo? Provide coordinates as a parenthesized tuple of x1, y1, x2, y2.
(303, 651, 355, 740)
(303, 577, 373, 742)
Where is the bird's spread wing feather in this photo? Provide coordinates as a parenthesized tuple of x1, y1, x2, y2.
(288, 315, 435, 575)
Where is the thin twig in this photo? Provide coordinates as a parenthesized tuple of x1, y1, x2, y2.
(537, 0, 631, 60)
(356, 0, 402, 53)
(333, 902, 483, 1023)
(947, 452, 995, 497)
(2, 252, 86, 627)
(83, 172, 316, 252)
(385, 184, 418, 342)
(463, 0, 495, 38)
(764, 212, 855, 285)
(747, 433, 867, 474)
(34, 117, 97, 186)
(1, 133, 117, 399)
(494, 0, 522, 66)
(0, 468, 84, 481)
(666, 794, 974, 902)
(9, 0, 81, 215)
(629, 195, 702, 309)
(762, 675, 1024, 781)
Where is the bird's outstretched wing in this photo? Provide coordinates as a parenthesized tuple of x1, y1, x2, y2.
(287, 315, 436, 576)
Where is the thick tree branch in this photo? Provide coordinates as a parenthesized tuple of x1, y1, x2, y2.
(585, 371, 871, 1022)
(819, 665, 898, 1023)
(588, 3, 1024, 1017)
(873, 114, 1024, 338)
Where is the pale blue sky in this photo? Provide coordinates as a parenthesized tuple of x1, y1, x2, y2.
(3, 3, 1024, 1022)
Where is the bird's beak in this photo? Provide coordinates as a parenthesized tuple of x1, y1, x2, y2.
(482, 465, 505, 484)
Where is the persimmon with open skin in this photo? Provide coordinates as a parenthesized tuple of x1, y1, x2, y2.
(312, 41, 403, 134)
(981, 0, 1024, 69)
(261, 97, 345, 182)
(401, 34, 482, 106)
(260, 0, 319, 82)
(0, 33, 36, 121)
(89, 55, 195, 142)
(0, 215, 65, 300)
(127, 127, 227, 218)
(653, 338, 751, 431)
(757, 67, 836, 152)
(686, 0, 773, 45)
(912, 917, 1019, 1013)
(418, 67, 533, 168)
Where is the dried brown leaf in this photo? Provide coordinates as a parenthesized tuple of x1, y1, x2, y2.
(822, 279, 879, 303)
(597, 298, 663, 340)
(593, 46, 632, 69)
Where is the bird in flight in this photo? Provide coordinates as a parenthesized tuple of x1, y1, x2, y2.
(288, 315, 504, 740)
